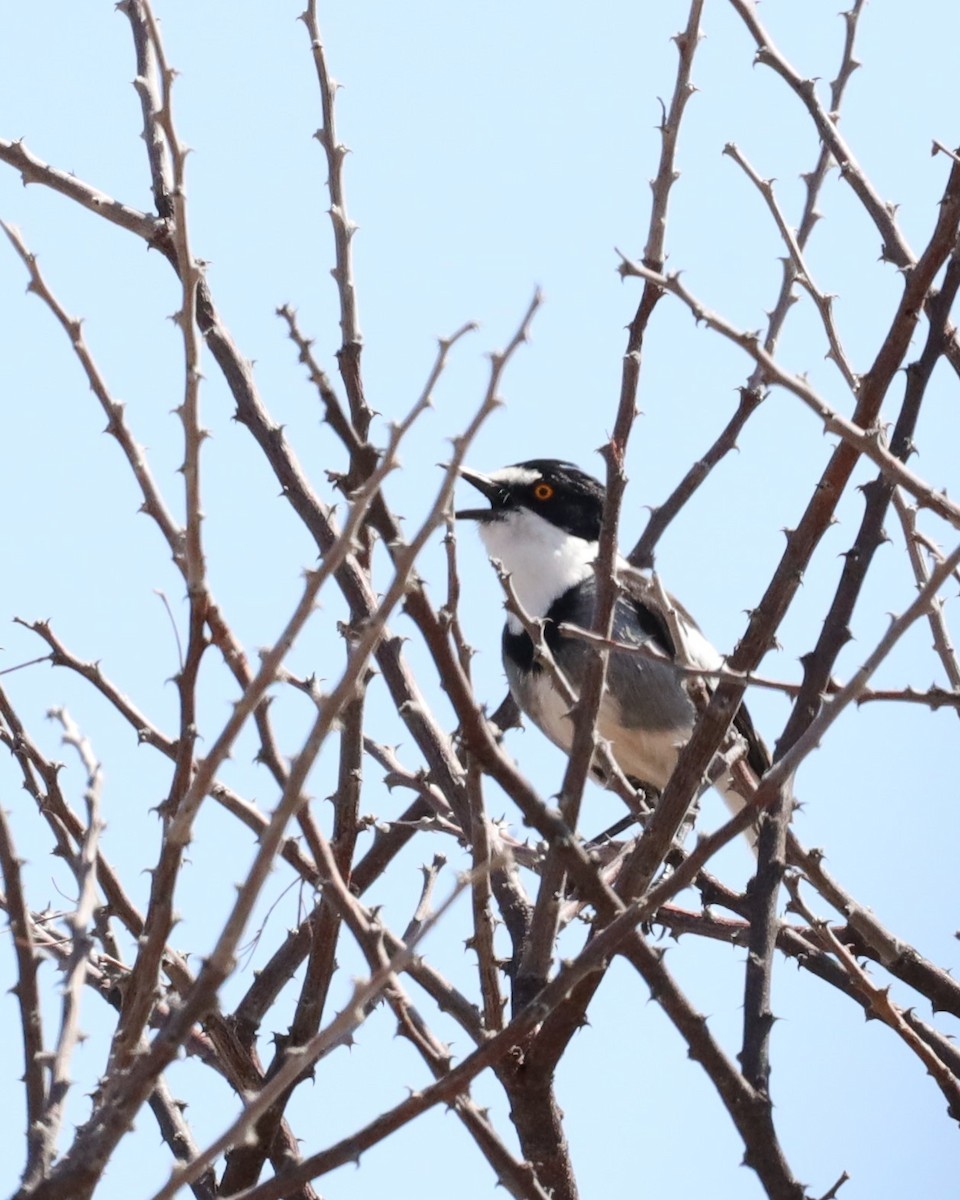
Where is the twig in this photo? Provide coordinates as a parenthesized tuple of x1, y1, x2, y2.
(0, 654, 52, 677)
(222, 884, 769, 1200)
(631, 1, 868, 569)
(403, 855, 447, 944)
(277, 303, 365, 457)
(817, 1173, 851, 1200)
(0, 219, 297, 822)
(744, 247, 960, 1093)
(121, 0, 174, 218)
(786, 835, 960, 1021)
(150, 868, 499, 1200)
(932, 141, 960, 168)
(744, 0, 866, 395)
(892, 491, 960, 706)
(622, 0, 705, 569)
(170, 339, 460, 845)
(36, 710, 104, 1181)
(0, 803, 47, 1184)
(436, 572, 810, 1195)
(726, 0, 913, 269)
(559, 622, 960, 710)
(301, 1, 367, 434)
(724, 142, 859, 392)
(787, 877, 960, 1119)
(464, 760, 507, 1034)
(0, 221, 183, 556)
(0, 686, 141, 951)
(643, 0, 704, 271)
(617, 258, 960, 532)
(629, 386, 764, 569)
(0, 137, 163, 240)
(753, 538, 960, 802)
(361, 737, 459, 828)
(48, 301, 521, 1195)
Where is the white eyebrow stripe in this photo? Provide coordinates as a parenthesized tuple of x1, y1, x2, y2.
(488, 466, 540, 486)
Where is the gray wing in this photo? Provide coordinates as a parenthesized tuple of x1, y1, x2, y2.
(546, 576, 697, 735)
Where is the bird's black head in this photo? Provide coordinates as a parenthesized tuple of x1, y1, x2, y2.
(457, 458, 606, 543)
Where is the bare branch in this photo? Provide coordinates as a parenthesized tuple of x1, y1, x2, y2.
(0, 138, 162, 240)
(632, 1, 868, 568)
(787, 878, 960, 1119)
(150, 867, 513, 1200)
(617, 258, 960, 531)
(893, 491, 960, 704)
(758, 538, 960, 799)
(0, 804, 47, 1184)
(302, 0, 367, 433)
(35, 710, 104, 1181)
(643, 0, 705, 271)
(726, 0, 914, 269)
(723, 142, 859, 392)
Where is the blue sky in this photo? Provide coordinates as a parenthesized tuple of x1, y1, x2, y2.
(1, 3, 958, 1198)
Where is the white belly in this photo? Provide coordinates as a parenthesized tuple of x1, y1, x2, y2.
(515, 669, 686, 792)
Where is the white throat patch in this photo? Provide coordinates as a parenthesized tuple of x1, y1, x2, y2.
(477, 506, 597, 627)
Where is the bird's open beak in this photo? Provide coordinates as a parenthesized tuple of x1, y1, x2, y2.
(455, 467, 502, 521)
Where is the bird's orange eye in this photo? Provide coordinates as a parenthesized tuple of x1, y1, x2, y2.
(533, 482, 554, 501)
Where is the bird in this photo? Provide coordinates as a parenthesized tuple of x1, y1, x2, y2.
(456, 457, 768, 833)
